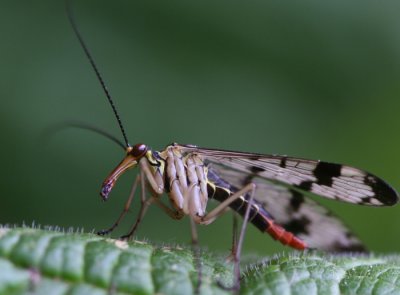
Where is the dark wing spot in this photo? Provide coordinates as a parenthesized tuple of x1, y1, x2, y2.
(314, 162, 342, 186)
(331, 240, 367, 252)
(242, 166, 263, 186)
(364, 174, 399, 206)
(250, 166, 265, 173)
(282, 216, 311, 235)
(280, 157, 287, 168)
(298, 181, 313, 191)
(289, 190, 304, 212)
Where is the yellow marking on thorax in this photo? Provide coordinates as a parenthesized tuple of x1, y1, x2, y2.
(145, 150, 164, 174)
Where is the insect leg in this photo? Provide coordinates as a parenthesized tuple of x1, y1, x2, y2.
(231, 184, 255, 292)
(197, 183, 256, 225)
(139, 158, 164, 194)
(120, 161, 186, 239)
(195, 183, 256, 292)
(225, 214, 239, 263)
(215, 184, 255, 293)
(120, 169, 155, 240)
(190, 217, 202, 294)
(152, 198, 185, 220)
(97, 174, 141, 235)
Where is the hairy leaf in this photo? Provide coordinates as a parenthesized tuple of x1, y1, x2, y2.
(1, 227, 400, 295)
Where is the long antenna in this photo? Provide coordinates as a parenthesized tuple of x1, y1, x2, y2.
(66, 1, 131, 147)
(43, 121, 126, 150)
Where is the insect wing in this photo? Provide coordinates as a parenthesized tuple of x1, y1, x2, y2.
(177, 144, 398, 206)
(208, 166, 365, 252)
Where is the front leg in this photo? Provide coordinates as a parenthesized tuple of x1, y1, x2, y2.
(121, 159, 185, 239)
(97, 174, 141, 236)
(120, 168, 155, 240)
(139, 158, 164, 194)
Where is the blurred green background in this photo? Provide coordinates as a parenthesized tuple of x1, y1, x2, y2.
(1, 0, 400, 256)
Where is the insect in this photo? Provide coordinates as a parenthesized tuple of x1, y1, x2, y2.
(66, 2, 398, 292)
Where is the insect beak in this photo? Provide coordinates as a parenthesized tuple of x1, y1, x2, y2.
(100, 152, 138, 201)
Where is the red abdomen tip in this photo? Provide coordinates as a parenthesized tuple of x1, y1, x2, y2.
(266, 222, 307, 250)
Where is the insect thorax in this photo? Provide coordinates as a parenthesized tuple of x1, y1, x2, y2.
(150, 145, 209, 218)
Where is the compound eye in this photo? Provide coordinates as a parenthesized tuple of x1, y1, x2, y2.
(130, 143, 147, 158)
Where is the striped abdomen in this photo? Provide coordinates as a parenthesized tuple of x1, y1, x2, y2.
(207, 183, 306, 250)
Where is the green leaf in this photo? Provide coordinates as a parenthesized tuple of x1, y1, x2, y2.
(0, 227, 231, 295)
(242, 253, 400, 295)
(1, 227, 400, 295)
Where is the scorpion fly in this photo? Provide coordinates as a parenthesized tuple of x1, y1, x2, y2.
(66, 2, 398, 292)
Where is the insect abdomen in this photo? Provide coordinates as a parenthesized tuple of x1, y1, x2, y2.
(208, 184, 306, 250)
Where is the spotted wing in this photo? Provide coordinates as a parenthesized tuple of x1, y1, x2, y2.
(177, 144, 398, 206)
(208, 167, 365, 251)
